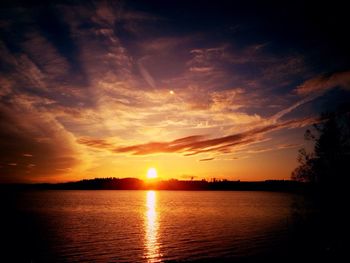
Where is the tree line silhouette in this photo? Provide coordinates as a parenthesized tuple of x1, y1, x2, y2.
(1, 177, 307, 192)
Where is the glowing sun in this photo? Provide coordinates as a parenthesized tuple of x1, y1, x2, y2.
(147, 168, 158, 179)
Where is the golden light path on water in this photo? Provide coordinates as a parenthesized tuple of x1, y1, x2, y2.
(145, 190, 161, 262)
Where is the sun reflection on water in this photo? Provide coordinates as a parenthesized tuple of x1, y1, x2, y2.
(145, 190, 161, 262)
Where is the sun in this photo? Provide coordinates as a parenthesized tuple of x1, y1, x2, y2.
(147, 168, 158, 179)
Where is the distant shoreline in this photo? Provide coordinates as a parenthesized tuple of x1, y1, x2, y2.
(0, 178, 313, 193)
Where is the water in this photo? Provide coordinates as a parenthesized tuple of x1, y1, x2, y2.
(1, 190, 319, 262)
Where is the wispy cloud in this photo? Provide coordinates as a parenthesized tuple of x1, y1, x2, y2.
(241, 143, 301, 154)
(296, 70, 350, 96)
(76, 137, 114, 149)
(138, 57, 156, 88)
(78, 117, 316, 156)
(189, 67, 214, 73)
(267, 70, 350, 122)
(199, 157, 215, 161)
(0, 95, 82, 182)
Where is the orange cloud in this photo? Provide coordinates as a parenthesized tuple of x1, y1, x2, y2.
(76, 137, 114, 149)
(296, 70, 350, 96)
(78, 117, 316, 156)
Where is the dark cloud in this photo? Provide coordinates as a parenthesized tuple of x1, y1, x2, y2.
(199, 158, 214, 162)
(0, 100, 80, 182)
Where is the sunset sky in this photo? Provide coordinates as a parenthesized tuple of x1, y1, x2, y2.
(1, 0, 349, 183)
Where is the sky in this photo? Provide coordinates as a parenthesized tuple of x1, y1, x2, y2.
(1, 0, 350, 183)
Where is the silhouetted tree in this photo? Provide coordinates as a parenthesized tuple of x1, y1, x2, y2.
(291, 148, 317, 182)
(292, 104, 350, 262)
(292, 104, 350, 188)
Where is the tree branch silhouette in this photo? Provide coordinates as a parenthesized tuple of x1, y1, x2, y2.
(292, 104, 350, 190)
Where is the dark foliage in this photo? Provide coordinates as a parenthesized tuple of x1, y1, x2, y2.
(292, 104, 350, 188)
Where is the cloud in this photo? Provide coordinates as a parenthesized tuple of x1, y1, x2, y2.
(270, 94, 317, 122)
(242, 143, 301, 154)
(269, 70, 350, 122)
(93, 1, 117, 26)
(21, 31, 69, 81)
(296, 70, 350, 96)
(199, 157, 215, 161)
(78, 117, 316, 156)
(183, 137, 266, 156)
(76, 137, 114, 149)
(113, 135, 205, 155)
(0, 95, 81, 182)
(138, 58, 156, 88)
(189, 67, 214, 73)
